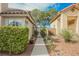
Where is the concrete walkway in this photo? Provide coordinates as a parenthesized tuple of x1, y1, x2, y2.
(31, 33, 49, 56)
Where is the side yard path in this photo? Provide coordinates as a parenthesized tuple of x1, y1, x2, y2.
(31, 33, 49, 56)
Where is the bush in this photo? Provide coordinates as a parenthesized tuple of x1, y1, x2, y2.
(0, 26, 29, 54)
(33, 29, 38, 37)
(29, 29, 38, 44)
(40, 28, 47, 38)
(61, 29, 73, 42)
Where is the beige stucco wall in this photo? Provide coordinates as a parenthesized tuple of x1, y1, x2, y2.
(51, 8, 79, 35)
(76, 12, 79, 34)
(64, 9, 78, 16)
(52, 19, 58, 34)
(25, 18, 33, 40)
(0, 16, 1, 25)
(63, 9, 79, 34)
(51, 14, 68, 35)
(56, 17, 61, 34)
(60, 13, 67, 30)
(0, 3, 8, 13)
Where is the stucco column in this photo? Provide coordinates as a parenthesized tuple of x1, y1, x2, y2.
(76, 16, 79, 34)
(55, 20, 59, 34)
(0, 17, 5, 26)
(26, 19, 33, 40)
(60, 13, 67, 31)
(0, 17, 1, 26)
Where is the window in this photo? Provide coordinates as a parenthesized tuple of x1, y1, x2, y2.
(5, 18, 26, 26)
(8, 20, 21, 26)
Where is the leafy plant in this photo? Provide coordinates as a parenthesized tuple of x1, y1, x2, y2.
(40, 28, 47, 38)
(61, 29, 73, 42)
(0, 26, 29, 54)
(33, 30, 38, 37)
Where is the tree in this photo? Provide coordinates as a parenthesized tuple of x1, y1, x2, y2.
(48, 8, 57, 16)
(31, 8, 57, 28)
(31, 9, 41, 22)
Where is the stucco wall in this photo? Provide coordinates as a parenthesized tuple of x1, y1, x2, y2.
(51, 8, 79, 35)
(0, 16, 2, 26)
(64, 9, 78, 16)
(63, 9, 79, 34)
(76, 12, 79, 34)
(60, 13, 67, 30)
(0, 3, 8, 12)
(52, 19, 58, 34)
(56, 17, 61, 34)
(26, 18, 33, 40)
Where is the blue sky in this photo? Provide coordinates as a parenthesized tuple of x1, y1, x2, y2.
(47, 3, 74, 11)
(9, 3, 74, 11)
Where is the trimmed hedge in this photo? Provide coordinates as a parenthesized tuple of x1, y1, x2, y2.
(0, 26, 29, 54)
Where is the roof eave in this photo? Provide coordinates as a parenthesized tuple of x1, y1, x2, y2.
(50, 3, 79, 24)
(50, 13, 61, 23)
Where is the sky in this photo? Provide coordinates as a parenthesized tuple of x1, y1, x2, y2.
(9, 3, 74, 11)
(9, 3, 52, 11)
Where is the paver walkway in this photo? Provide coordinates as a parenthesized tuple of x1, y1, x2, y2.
(31, 33, 49, 56)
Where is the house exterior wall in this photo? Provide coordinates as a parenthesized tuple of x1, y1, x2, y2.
(0, 3, 8, 26)
(56, 17, 61, 34)
(63, 9, 79, 34)
(60, 13, 67, 30)
(76, 12, 79, 34)
(52, 19, 58, 34)
(51, 14, 68, 35)
(0, 3, 8, 12)
(25, 18, 33, 40)
(51, 9, 79, 35)
(64, 9, 78, 16)
(0, 16, 1, 26)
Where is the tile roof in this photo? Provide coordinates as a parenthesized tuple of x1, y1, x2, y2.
(0, 8, 36, 26)
(50, 3, 79, 23)
(0, 8, 28, 14)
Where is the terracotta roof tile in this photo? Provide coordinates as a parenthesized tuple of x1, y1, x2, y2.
(0, 8, 28, 14)
(0, 8, 36, 26)
(50, 3, 79, 23)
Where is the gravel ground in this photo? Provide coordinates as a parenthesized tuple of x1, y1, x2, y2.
(48, 36, 79, 56)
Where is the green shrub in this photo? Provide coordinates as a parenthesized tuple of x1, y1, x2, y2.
(33, 29, 38, 37)
(61, 29, 73, 42)
(0, 26, 29, 54)
(40, 28, 47, 38)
